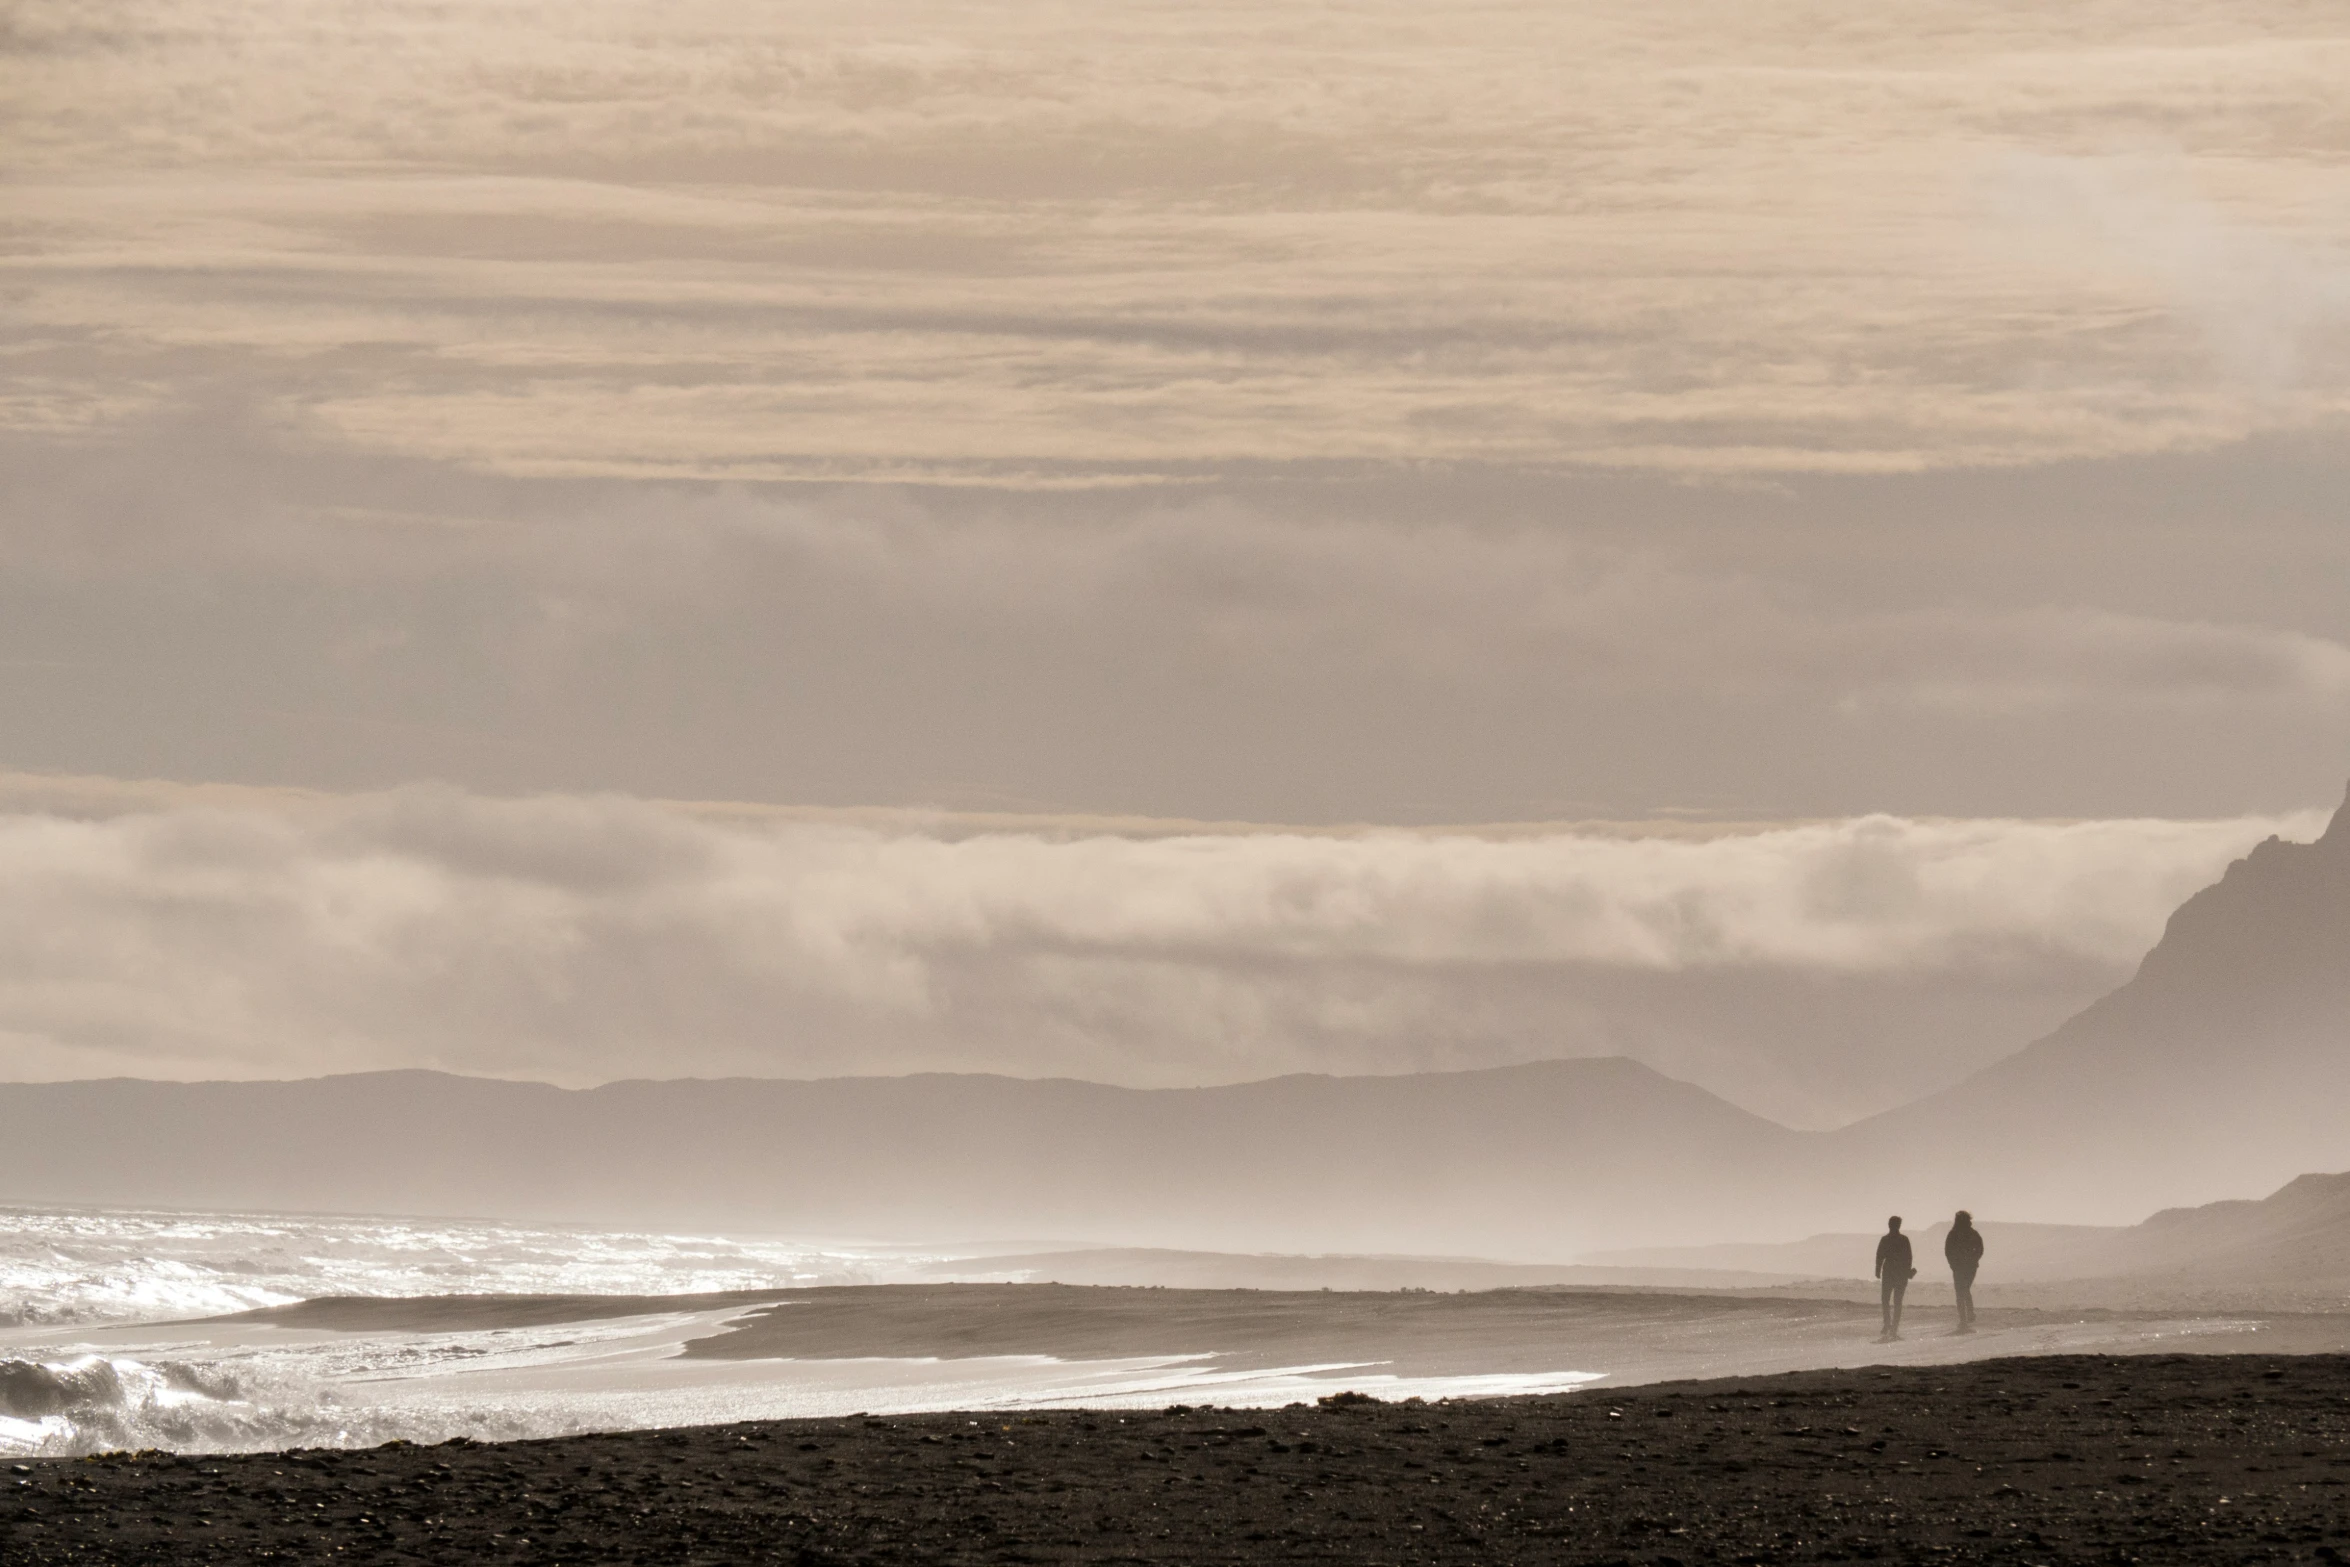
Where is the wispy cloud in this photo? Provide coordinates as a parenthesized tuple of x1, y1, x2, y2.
(1989, 149, 2350, 400)
(6, 1, 2349, 479)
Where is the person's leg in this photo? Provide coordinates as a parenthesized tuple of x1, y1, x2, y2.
(1879, 1276, 1895, 1337)
(1956, 1269, 1976, 1329)
(1889, 1280, 1906, 1338)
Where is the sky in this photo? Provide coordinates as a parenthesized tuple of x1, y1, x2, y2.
(3, 0, 2347, 1119)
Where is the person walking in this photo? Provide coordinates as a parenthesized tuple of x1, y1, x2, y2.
(1945, 1210, 1985, 1334)
(1873, 1216, 1913, 1342)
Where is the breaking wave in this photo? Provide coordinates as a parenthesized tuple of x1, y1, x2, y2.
(0, 1352, 445, 1456)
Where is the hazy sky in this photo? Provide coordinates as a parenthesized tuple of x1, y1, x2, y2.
(3, 1, 2347, 1110)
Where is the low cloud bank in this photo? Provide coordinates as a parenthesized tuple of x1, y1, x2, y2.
(0, 783, 2317, 1124)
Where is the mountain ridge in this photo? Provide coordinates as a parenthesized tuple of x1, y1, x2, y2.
(1834, 778, 2350, 1221)
(5, 781, 2347, 1252)
(0, 1055, 1813, 1256)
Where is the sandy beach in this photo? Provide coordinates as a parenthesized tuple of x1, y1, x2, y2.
(10, 1347, 2350, 1564)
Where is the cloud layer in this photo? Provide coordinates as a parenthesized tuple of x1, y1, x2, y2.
(7, 0, 2350, 479)
(7, 412, 2347, 828)
(0, 779, 2316, 1124)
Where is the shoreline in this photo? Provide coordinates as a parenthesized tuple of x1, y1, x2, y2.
(188, 1279, 2349, 1383)
(11, 1282, 2350, 1460)
(9, 1350, 2349, 1563)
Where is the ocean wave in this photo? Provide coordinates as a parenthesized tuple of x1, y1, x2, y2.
(0, 1350, 552, 1457)
(0, 1353, 287, 1456)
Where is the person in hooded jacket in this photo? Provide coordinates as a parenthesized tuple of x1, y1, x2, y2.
(1945, 1210, 1985, 1334)
(1872, 1216, 1913, 1342)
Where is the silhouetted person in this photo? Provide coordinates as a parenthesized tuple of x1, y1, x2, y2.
(1874, 1216, 1913, 1341)
(1945, 1209, 1984, 1334)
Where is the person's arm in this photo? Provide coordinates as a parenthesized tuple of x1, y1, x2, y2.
(1873, 1236, 1886, 1278)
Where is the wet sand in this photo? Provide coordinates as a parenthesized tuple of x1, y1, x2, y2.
(674, 1282, 2322, 1384)
(10, 1350, 2350, 1564)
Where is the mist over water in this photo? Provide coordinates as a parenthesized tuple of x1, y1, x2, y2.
(0, 1205, 923, 1329)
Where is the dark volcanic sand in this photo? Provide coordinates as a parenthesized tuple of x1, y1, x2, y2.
(10, 1354, 2350, 1564)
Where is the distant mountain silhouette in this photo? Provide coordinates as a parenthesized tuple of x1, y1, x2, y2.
(1834, 779, 2350, 1223)
(2098, 1169, 2350, 1283)
(4, 781, 2346, 1252)
(0, 1058, 1809, 1256)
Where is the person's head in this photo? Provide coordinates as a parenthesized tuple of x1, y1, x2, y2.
(1955, 1210, 1973, 1227)
(1887, 1216, 1902, 1232)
